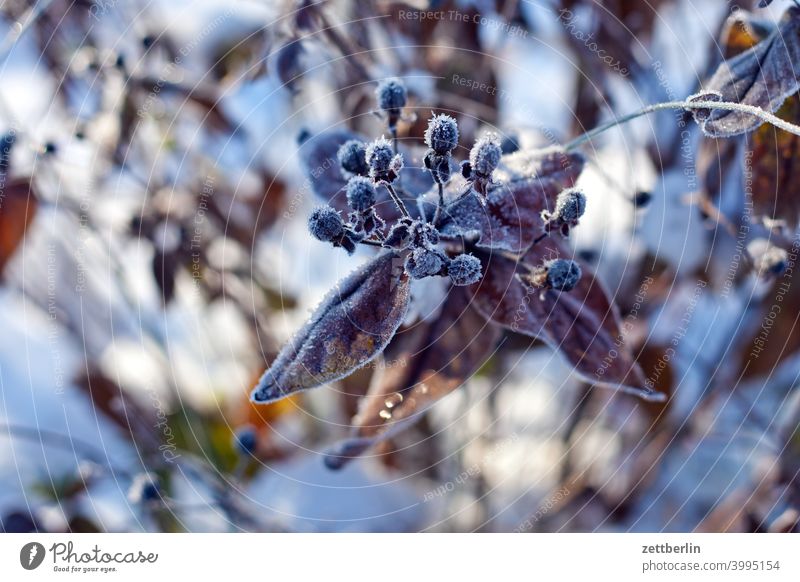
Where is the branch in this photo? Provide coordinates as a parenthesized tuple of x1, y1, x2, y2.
(563, 100, 800, 152)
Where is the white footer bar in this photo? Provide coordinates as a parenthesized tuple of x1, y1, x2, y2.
(1, 533, 797, 581)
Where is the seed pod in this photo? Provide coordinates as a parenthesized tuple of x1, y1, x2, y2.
(233, 425, 257, 455)
(308, 206, 345, 242)
(405, 247, 445, 279)
(345, 176, 377, 211)
(337, 140, 369, 176)
(375, 78, 407, 113)
(424, 113, 459, 155)
(469, 133, 502, 178)
(448, 254, 482, 286)
(530, 259, 582, 292)
(366, 137, 403, 183)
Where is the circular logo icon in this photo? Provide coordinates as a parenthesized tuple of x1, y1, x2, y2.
(20, 542, 46, 570)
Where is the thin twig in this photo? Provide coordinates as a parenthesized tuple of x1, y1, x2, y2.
(360, 239, 383, 247)
(432, 182, 444, 225)
(531, 232, 549, 247)
(563, 100, 800, 152)
(385, 182, 410, 218)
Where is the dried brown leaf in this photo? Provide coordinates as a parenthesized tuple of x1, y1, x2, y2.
(251, 252, 410, 404)
(703, 7, 800, 137)
(438, 149, 584, 253)
(467, 241, 659, 401)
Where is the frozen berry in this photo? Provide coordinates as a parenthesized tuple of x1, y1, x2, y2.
(308, 206, 344, 242)
(337, 140, 369, 176)
(544, 259, 582, 291)
(233, 425, 257, 455)
(345, 176, 377, 211)
(469, 133, 502, 178)
(405, 248, 445, 279)
(375, 77, 407, 112)
(424, 113, 459, 155)
(448, 254, 482, 286)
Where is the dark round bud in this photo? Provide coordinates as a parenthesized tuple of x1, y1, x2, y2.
(129, 473, 160, 503)
(345, 176, 377, 211)
(500, 133, 520, 154)
(366, 137, 402, 182)
(337, 140, 369, 176)
(554, 188, 586, 224)
(375, 77, 407, 112)
(633, 191, 652, 208)
(405, 248, 445, 279)
(424, 113, 459, 155)
(297, 128, 312, 145)
(544, 259, 582, 292)
(308, 206, 344, 242)
(233, 425, 257, 455)
(469, 133, 502, 178)
(448, 254, 482, 286)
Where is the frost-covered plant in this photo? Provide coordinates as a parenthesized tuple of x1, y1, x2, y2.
(250, 77, 666, 469)
(249, 2, 800, 470)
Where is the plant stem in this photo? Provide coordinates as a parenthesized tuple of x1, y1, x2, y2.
(531, 232, 549, 247)
(432, 182, 444, 225)
(390, 125, 403, 190)
(562, 99, 800, 152)
(385, 183, 411, 218)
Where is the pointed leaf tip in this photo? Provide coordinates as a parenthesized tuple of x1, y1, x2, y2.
(250, 252, 410, 405)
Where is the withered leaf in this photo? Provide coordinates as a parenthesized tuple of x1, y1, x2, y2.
(251, 252, 411, 404)
(466, 240, 661, 401)
(324, 287, 501, 469)
(720, 9, 774, 58)
(702, 7, 800, 137)
(0, 178, 38, 276)
(747, 96, 800, 228)
(438, 149, 585, 253)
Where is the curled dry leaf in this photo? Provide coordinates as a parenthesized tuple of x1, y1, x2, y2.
(251, 252, 410, 404)
(466, 238, 661, 401)
(719, 8, 774, 59)
(438, 149, 585, 253)
(701, 7, 800, 137)
(324, 286, 501, 469)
